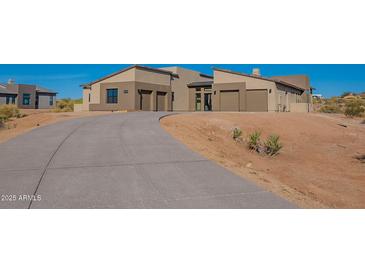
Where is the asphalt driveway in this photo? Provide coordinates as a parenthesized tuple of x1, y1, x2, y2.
(0, 112, 295, 208)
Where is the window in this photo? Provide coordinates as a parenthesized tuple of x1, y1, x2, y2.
(88, 93, 91, 102)
(23, 93, 31, 105)
(195, 93, 201, 111)
(6, 96, 15, 104)
(124, 90, 128, 94)
(49, 96, 54, 106)
(172, 92, 175, 102)
(106, 88, 118, 104)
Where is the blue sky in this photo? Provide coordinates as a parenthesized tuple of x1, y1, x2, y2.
(0, 64, 364, 99)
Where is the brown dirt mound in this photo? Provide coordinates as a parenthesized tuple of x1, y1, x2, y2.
(161, 112, 365, 208)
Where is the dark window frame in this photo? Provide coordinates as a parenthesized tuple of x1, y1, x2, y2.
(106, 88, 118, 104)
(49, 96, 54, 106)
(5, 96, 15, 104)
(23, 93, 31, 105)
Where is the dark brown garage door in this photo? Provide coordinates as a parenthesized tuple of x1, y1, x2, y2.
(220, 90, 239, 111)
(156, 91, 167, 111)
(139, 90, 152, 111)
(246, 90, 268, 112)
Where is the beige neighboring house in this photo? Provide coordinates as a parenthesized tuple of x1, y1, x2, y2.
(76, 65, 313, 112)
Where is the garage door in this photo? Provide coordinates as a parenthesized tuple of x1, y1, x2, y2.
(220, 90, 239, 111)
(139, 90, 152, 111)
(246, 90, 268, 112)
(156, 91, 167, 111)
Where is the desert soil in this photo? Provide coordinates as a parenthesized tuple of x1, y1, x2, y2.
(161, 112, 365, 208)
(0, 110, 111, 144)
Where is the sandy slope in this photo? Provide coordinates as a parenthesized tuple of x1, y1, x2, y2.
(161, 112, 365, 208)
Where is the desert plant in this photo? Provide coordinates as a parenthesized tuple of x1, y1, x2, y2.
(344, 98, 365, 117)
(319, 104, 342, 113)
(0, 105, 20, 119)
(54, 98, 83, 112)
(232, 127, 242, 141)
(247, 131, 261, 152)
(0, 114, 8, 128)
(264, 134, 283, 156)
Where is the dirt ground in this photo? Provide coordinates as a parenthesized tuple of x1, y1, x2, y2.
(161, 112, 365, 208)
(0, 110, 111, 144)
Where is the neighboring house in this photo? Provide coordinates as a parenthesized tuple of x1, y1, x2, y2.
(0, 80, 57, 109)
(76, 65, 313, 112)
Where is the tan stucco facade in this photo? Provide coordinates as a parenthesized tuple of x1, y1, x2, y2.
(210, 69, 309, 112)
(160, 66, 213, 112)
(77, 65, 212, 112)
(76, 65, 312, 113)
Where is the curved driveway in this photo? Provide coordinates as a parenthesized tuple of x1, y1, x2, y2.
(0, 112, 295, 208)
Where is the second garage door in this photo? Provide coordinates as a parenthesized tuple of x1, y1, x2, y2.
(220, 90, 239, 111)
(156, 91, 167, 111)
(246, 90, 268, 112)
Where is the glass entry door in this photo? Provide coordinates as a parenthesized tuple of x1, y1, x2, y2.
(204, 93, 212, 111)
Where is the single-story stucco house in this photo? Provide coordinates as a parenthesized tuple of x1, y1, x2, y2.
(0, 80, 57, 109)
(75, 65, 313, 112)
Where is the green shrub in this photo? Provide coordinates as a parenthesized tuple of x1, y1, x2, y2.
(54, 98, 80, 112)
(344, 99, 365, 117)
(0, 105, 20, 119)
(264, 135, 283, 156)
(319, 104, 342, 113)
(232, 128, 242, 141)
(247, 131, 261, 152)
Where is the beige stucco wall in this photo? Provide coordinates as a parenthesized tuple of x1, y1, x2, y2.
(271, 75, 310, 90)
(89, 67, 136, 105)
(161, 66, 212, 111)
(290, 103, 311, 112)
(214, 70, 276, 111)
(135, 68, 171, 86)
(82, 88, 91, 110)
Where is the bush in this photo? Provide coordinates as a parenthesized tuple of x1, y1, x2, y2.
(54, 98, 74, 112)
(264, 135, 283, 156)
(0, 114, 8, 128)
(232, 128, 242, 141)
(247, 131, 261, 152)
(344, 99, 365, 117)
(54, 98, 83, 112)
(319, 104, 342, 113)
(0, 105, 20, 119)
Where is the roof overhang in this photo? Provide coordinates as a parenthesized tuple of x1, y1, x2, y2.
(80, 65, 179, 87)
(213, 67, 305, 91)
(187, 81, 214, 88)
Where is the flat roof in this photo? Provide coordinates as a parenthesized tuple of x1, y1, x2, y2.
(36, 85, 57, 94)
(81, 65, 179, 88)
(213, 67, 305, 91)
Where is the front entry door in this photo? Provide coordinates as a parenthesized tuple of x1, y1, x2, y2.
(204, 93, 212, 111)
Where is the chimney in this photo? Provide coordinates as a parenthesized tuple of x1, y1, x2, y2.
(7, 79, 15, 85)
(252, 68, 260, 77)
